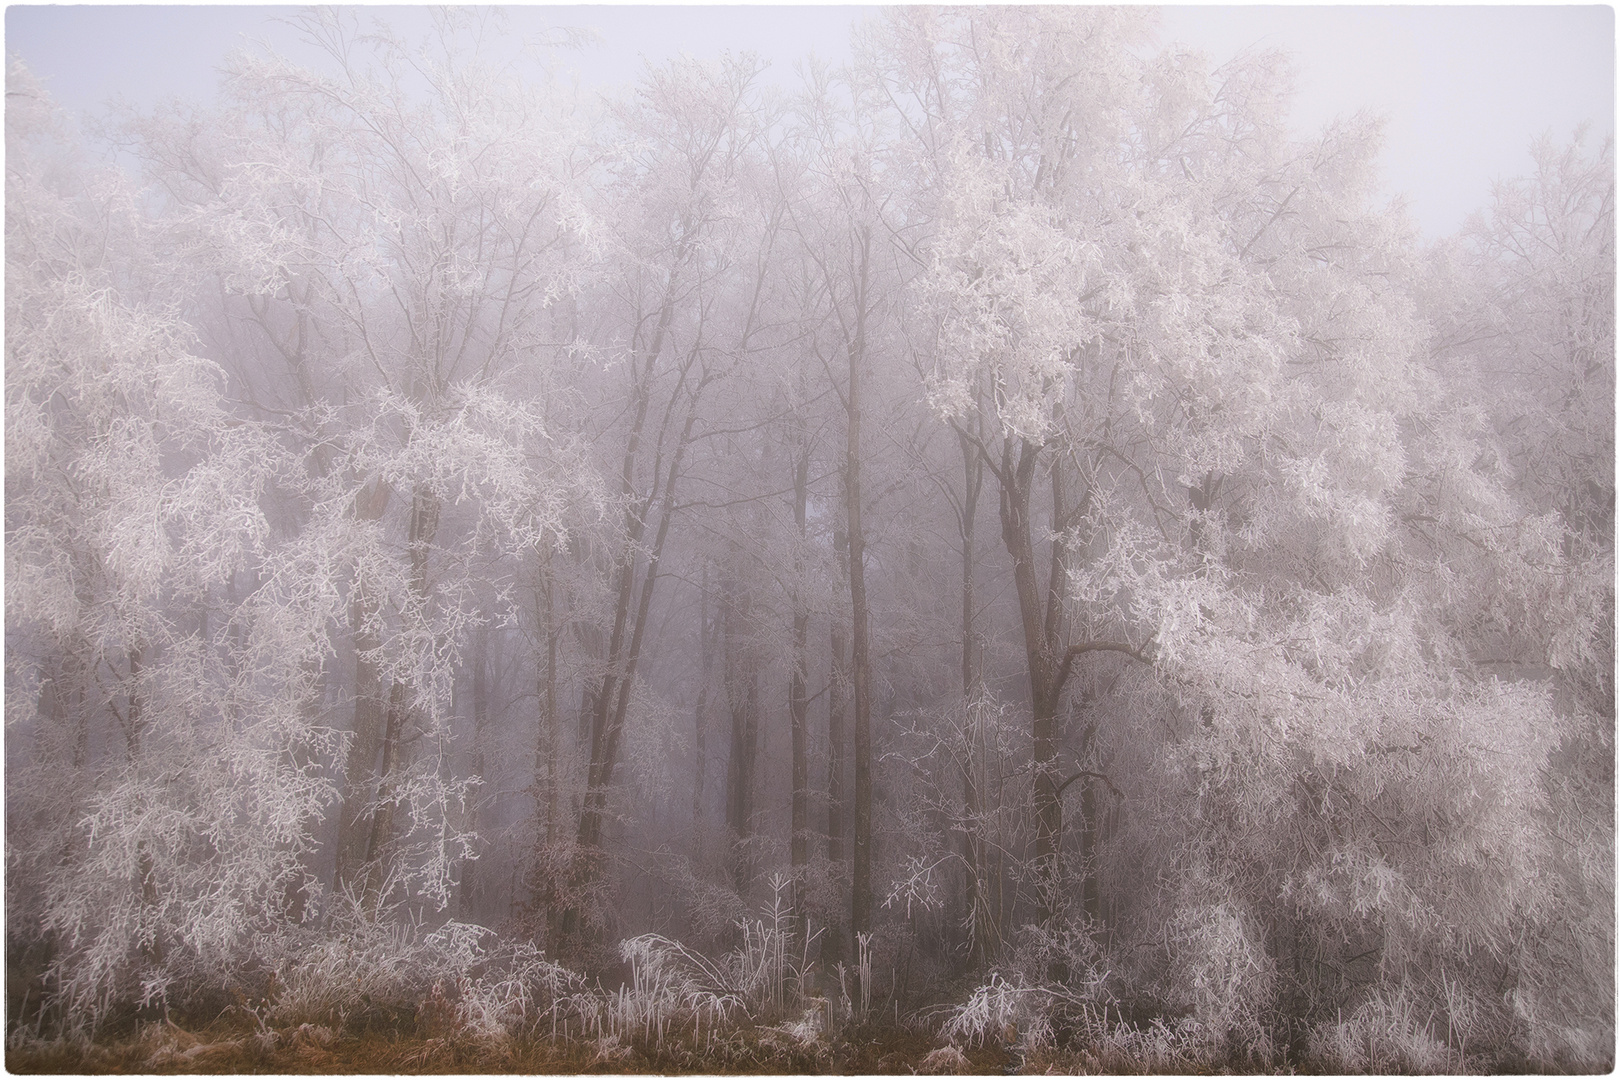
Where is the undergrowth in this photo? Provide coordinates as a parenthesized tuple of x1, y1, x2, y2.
(9, 878, 1608, 1074)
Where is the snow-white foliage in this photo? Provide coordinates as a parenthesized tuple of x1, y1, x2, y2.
(4, 9, 1610, 1069)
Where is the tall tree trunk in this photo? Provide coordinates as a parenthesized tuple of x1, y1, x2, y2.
(335, 478, 392, 893)
(360, 484, 440, 912)
(577, 391, 700, 853)
(956, 425, 994, 965)
(829, 526, 850, 871)
(1078, 721, 1102, 927)
(121, 644, 145, 763)
(574, 279, 680, 856)
(532, 564, 560, 927)
(574, 622, 602, 753)
(693, 564, 716, 853)
(845, 227, 875, 940)
(541, 572, 559, 849)
(459, 625, 490, 918)
(790, 432, 811, 900)
(724, 570, 760, 890)
(41, 647, 90, 769)
(993, 437, 1065, 924)
(825, 525, 850, 966)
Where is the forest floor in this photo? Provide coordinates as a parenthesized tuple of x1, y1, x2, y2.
(8, 1016, 1030, 1075)
(3, 1013, 1336, 1075)
(8, 1002, 1547, 1076)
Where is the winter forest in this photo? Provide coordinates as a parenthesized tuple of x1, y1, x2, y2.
(5, 6, 1614, 1073)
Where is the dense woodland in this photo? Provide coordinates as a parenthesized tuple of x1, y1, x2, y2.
(6, 8, 1614, 1073)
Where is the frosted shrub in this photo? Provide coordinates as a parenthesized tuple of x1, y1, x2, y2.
(1010, 920, 1109, 993)
(588, 874, 818, 1050)
(270, 897, 599, 1044)
(917, 1044, 972, 1074)
(599, 934, 742, 1047)
(943, 918, 1120, 1058)
(1083, 1015, 1213, 1073)
(268, 896, 455, 1030)
(25, 687, 340, 1036)
(724, 874, 812, 1017)
(452, 942, 595, 1042)
(1165, 899, 1275, 1050)
(1308, 986, 1453, 1073)
(940, 973, 1031, 1048)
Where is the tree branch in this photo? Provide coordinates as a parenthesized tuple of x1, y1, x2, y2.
(1053, 637, 1153, 698)
(1056, 769, 1123, 801)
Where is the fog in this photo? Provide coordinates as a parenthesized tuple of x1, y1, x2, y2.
(8, 4, 1612, 235)
(5, 7, 1613, 1073)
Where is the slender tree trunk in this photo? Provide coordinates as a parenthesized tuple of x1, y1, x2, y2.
(693, 564, 716, 852)
(575, 625, 601, 753)
(790, 433, 811, 899)
(824, 525, 850, 966)
(993, 438, 1065, 924)
(42, 647, 90, 769)
(845, 228, 874, 940)
(1079, 750, 1101, 926)
(956, 426, 994, 965)
(360, 681, 408, 909)
(724, 569, 760, 890)
(360, 484, 440, 912)
(459, 625, 490, 918)
(121, 644, 145, 763)
(829, 526, 850, 870)
(336, 478, 392, 893)
(541, 573, 559, 849)
(577, 394, 700, 852)
(532, 565, 561, 929)
(574, 283, 677, 855)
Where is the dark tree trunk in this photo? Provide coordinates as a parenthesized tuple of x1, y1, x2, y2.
(824, 525, 850, 966)
(577, 358, 700, 856)
(993, 437, 1065, 924)
(540, 572, 559, 848)
(845, 226, 874, 941)
(829, 526, 850, 871)
(693, 563, 716, 846)
(459, 625, 491, 918)
(956, 424, 995, 964)
(335, 478, 392, 894)
(360, 485, 439, 912)
(121, 644, 145, 763)
(790, 432, 811, 898)
(574, 275, 681, 857)
(724, 571, 760, 890)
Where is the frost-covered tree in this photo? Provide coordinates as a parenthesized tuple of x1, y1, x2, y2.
(882, 8, 1611, 1064)
(5, 11, 1609, 1069)
(123, 10, 599, 912)
(6, 59, 321, 1030)
(563, 53, 782, 883)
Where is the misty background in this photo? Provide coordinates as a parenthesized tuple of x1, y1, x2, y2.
(4, 5, 1614, 1073)
(7, 4, 1614, 236)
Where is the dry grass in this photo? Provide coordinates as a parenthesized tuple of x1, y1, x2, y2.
(6, 1017, 964, 1075)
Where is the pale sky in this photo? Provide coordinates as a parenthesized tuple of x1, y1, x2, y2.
(5, 5, 1614, 237)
